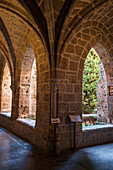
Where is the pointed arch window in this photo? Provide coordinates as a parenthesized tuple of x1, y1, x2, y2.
(82, 48, 108, 127)
(18, 45, 37, 126)
(1, 62, 12, 116)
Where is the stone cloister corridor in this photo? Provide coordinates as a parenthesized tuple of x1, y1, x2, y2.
(0, 0, 113, 169)
(1, 126, 113, 170)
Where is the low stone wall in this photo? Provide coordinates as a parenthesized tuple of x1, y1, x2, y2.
(0, 114, 113, 153)
(0, 114, 49, 151)
(58, 123, 113, 151)
(78, 127, 113, 148)
(0, 114, 35, 143)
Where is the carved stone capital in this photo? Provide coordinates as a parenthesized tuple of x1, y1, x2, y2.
(47, 79, 61, 118)
(48, 79, 61, 88)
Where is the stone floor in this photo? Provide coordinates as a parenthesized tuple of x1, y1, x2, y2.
(0, 127, 113, 170)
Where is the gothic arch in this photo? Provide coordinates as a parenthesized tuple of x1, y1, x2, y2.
(1, 62, 12, 114)
(57, 20, 112, 132)
(0, 44, 13, 80)
(59, 20, 112, 69)
(19, 45, 37, 120)
(57, 0, 112, 67)
(0, 1, 50, 60)
(17, 37, 50, 129)
(0, 19, 15, 82)
(0, 49, 12, 116)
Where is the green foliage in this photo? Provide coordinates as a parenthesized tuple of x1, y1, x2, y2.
(82, 48, 99, 114)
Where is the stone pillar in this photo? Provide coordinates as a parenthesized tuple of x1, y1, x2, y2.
(0, 77, 2, 112)
(10, 85, 20, 119)
(97, 60, 108, 123)
(48, 79, 61, 119)
(48, 79, 61, 153)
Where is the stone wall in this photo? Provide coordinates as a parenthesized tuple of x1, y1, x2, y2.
(0, 114, 113, 152)
(29, 59, 37, 118)
(1, 63, 12, 112)
(0, 0, 113, 153)
(55, 19, 113, 151)
(97, 60, 108, 122)
(19, 46, 36, 119)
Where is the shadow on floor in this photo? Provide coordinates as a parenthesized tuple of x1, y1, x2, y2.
(0, 127, 113, 170)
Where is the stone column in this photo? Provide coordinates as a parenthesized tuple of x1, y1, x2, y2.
(97, 60, 108, 123)
(48, 79, 61, 153)
(48, 79, 60, 119)
(10, 85, 20, 119)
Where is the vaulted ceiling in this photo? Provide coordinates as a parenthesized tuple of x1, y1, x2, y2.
(0, 0, 113, 70)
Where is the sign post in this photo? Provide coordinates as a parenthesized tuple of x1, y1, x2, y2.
(69, 115, 82, 150)
(51, 118, 60, 155)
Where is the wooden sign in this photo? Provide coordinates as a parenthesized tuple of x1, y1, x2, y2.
(51, 118, 61, 124)
(109, 86, 113, 96)
(69, 115, 82, 123)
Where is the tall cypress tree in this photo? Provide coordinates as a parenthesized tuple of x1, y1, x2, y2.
(82, 48, 99, 114)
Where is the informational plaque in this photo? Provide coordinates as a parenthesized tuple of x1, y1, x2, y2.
(109, 86, 113, 96)
(51, 118, 61, 124)
(69, 114, 82, 123)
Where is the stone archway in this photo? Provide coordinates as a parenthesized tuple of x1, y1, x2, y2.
(19, 45, 37, 121)
(82, 48, 108, 126)
(1, 62, 12, 115)
(57, 25, 112, 149)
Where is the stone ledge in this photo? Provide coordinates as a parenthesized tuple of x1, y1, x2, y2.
(17, 118, 36, 128)
(82, 124, 113, 131)
(0, 112, 11, 117)
(0, 113, 36, 128)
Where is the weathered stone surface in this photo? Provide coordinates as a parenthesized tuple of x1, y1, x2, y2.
(0, 0, 113, 154)
(70, 61, 78, 71)
(82, 33, 91, 41)
(1, 63, 12, 112)
(61, 57, 69, 70)
(40, 63, 48, 73)
(75, 45, 83, 55)
(59, 103, 69, 112)
(63, 94, 76, 102)
(66, 84, 73, 93)
(74, 85, 82, 93)
(97, 60, 108, 122)
(78, 39, 86, 46)
(79, 59, 85, 70)
(71, 37, 77, 44)
(56, 70, 66, 79)
(69, 76, 77, 83)
(66, 44, 74, 54)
